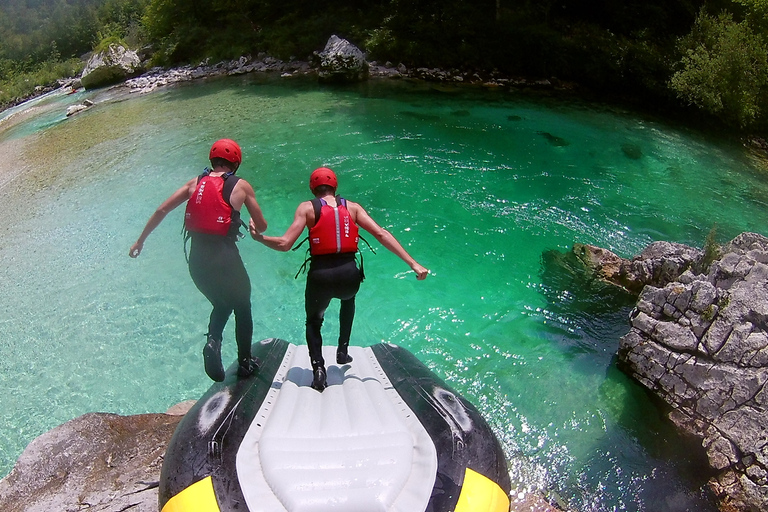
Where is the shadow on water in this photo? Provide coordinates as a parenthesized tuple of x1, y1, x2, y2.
(538, 247, 719, 511)
(601, 363, 718, 510)
(539, 247, 636, 360)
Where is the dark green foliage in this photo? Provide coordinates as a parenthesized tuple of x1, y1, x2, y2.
(670, 9, 768, 127)
(4, 0, 768, 130)
(0, 0, 146, 106)
(142, 0, 384, 64)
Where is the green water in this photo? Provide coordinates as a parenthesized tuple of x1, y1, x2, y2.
(2, 75, 764, 510)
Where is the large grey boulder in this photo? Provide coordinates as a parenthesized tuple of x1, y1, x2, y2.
(0, 411, 184, 512)
(80, 44, 142, 90)
(617, 233, 768, 512)
(315, 35, 369, 83)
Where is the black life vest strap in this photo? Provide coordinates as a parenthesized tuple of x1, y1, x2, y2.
(220, 171, 247, 237)
(294, 256, 311, 279)
(355, 235, 376, 282)
(292, 237, 309, 252)
(311, 197, 323, 227)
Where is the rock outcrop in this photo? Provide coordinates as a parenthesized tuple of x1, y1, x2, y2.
(571, 241, 703, 293)
(0, 408, 187, 512)
(315, 35, 369, 83)
(80, 44, 142, 90)
(613, 233, 768, 512)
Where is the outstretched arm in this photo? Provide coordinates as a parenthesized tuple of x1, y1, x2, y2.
(251, 201, 312, 252)
(352, 202, 428, 280)
(237, 180, 268, 234)
(129, 179, 194, 258)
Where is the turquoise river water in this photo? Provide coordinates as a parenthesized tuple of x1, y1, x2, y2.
(2, 75, 767, 511)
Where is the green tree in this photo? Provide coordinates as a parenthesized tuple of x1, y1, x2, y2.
(670, 10, 768, 127)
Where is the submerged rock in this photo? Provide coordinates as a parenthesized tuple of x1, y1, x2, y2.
(65, 98, 94, 117)
(620, 142, 643, 160)
(537, 131, 570, 147)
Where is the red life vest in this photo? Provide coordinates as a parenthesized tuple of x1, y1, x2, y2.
(184, 172, 239, 237)
(309, 197, 359, 256)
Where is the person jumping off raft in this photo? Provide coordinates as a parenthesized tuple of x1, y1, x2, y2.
(129, 139, 268, 382)
(252, 167, 428, 391)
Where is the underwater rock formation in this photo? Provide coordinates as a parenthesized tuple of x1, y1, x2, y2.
(571, 240, 703, 293)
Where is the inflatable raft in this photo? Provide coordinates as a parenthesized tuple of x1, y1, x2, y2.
(159, 338, 511, 512)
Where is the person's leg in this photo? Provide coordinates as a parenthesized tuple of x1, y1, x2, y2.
(305, 272, 333, 390)
(189, 238, 246, 381)
(337, 296, 355, 364)
(335, 259, 362, 364)
(233, 300, 257, 377)
(190, 244, 229, 381)
(224, 250, 259, 377)
(201, 302, 233, 381)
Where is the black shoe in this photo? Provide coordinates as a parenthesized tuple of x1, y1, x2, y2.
(336, 350, 353, 364)
(237, 357, 261, 378)
(203, 336, 225, 382)
(311, 366, 327, 392)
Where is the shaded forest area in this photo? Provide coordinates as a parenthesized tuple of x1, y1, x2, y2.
(2, 0, 768, 130)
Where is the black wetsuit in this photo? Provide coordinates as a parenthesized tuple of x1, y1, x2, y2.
(185, 171, 252, 366)
(305, 253, 362, 369)
(188, 232, 252, 358)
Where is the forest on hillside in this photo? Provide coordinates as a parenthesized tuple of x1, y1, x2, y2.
(2, 0, 768, 130)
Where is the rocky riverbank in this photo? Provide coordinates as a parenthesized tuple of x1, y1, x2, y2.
(116, 54, 567, 97)
(28, 34, 575, 120)
(567, 232, 768, 512)
(0, 403, 193, 512)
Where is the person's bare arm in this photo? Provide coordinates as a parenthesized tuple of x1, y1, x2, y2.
(351, 202, 428, 280)
(251, 201, 312, 252)
(231, 179, 268, 234)
(129, 178, 196, 258)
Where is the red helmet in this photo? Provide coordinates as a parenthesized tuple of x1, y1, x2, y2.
(309, 167, 338, 191)
(209, 139, 242, 164)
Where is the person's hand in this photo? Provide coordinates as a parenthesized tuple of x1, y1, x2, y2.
(129, 242, 143, 258)
(249, 218, 264, 241)
(411, 263, 428, 280)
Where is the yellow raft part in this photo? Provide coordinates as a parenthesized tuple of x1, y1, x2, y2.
(161, 476, 220, 512)
(455, 467, 511, 512)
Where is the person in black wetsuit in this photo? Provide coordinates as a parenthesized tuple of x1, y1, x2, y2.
(252, 167, 428, 391)
(129, 139, 268, 381)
